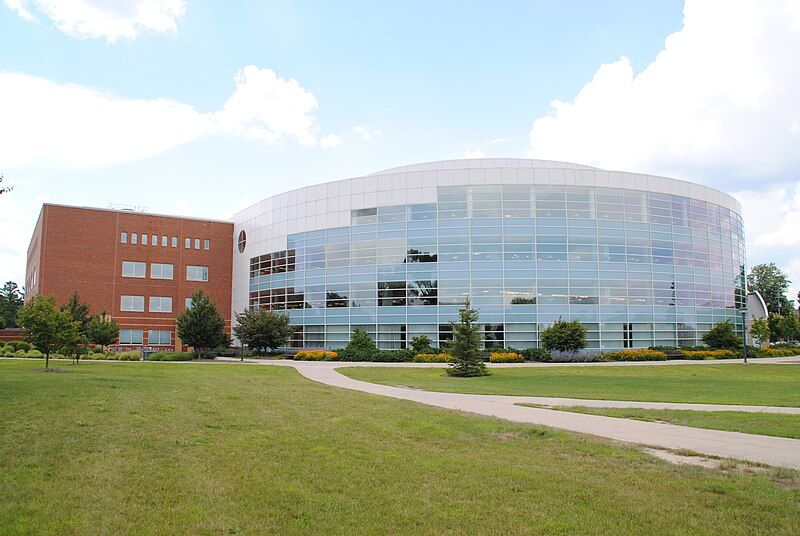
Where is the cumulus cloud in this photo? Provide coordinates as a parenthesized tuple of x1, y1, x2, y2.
(735, 184, 800, 299)
(3, 0, 186, 42)
(529, 0, 800, 185)
(528, 0, 800, 301)
(0, 66, 332, 170)
(214, 66, 320, 147)
(353, 124, 381, 141)
(0, 71, 209, 170)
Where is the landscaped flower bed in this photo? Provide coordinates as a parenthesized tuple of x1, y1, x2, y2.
(412, 353, 452, 363)
(759, 347, 800, 357)
(489, 351, 524, 363)
(603, 349, 668, 361)
(293, 350, 338, 361)
(679, 349, 738, 359)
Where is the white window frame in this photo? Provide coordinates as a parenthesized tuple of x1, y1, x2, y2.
(148, 330, 171, 345)
(186, 265, 208, 282)
(121, 232, 128, 244)
(142, 234, 148, 246)
(152, 234, 158, 246)
(131, 233, 138, 245)
(184, 237, 191, 249)
(194, 238, 201, 250)
(172, 236, 178, 248)
(119, 329, 143, 345)
(150, 263, 174, 280)
(120, 295, 145, 312)
(149, 296, 173, 313)
(204, 239, 210, 250)
(161, 235, 168, 247)
(122, 261, 146, 278)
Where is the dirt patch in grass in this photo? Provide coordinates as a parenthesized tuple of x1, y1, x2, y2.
(644, 448, 800, 490)
(494, 431, 522, 441)
(644, 448, 722, 469)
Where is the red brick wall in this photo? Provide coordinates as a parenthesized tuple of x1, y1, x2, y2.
(26, 204, 233, 350)
(0, 329, 25, 342)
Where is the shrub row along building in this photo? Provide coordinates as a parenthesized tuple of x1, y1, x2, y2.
(26, 159, 747, 351)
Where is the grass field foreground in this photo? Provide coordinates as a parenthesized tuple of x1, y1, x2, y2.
(0, 360, 798, 535)
(340, 364, 800, 406)
(519, 405, 800, 439)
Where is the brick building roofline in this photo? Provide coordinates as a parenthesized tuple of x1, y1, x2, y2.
(40, 203, 233, 225)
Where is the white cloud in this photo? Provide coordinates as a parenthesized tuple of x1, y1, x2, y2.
(353, 124, 381, 141)
(3, 0, 35, 20)
(3, 0, 186, 42)
(735, 184, 800, 304)
(529, 0, 800, 185)
(0, 66, 326, 170)
(0, 71, 209, 170)
(319, 134, 343, 148)
(463, 146, 485, 158)
(737, 186, 800, 250)
(214, 66, 320, 147)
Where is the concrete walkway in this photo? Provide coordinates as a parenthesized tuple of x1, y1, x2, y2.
(289, 362, 800, 470)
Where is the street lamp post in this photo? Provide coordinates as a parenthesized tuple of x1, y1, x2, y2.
(741, 309, 748, 364)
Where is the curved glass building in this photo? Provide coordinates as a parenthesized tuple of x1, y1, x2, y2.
(232, 159, 746, 350)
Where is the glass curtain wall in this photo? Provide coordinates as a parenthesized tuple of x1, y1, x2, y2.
(248, 185, 745, 350)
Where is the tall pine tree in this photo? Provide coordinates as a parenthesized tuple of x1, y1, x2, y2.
(447, 299, 489, 377)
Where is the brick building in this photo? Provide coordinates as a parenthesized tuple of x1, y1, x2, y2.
(26, 204, 233, 351)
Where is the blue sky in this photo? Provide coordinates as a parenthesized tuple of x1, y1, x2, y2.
(1, 0, 799, 296)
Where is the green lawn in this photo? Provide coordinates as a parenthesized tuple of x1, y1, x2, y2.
(340, 364, 800, 406)
(0, 360, 798, 535)
(520, 405, 800, 439)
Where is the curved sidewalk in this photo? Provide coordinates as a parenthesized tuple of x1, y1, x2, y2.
(292, 362, 800, 470)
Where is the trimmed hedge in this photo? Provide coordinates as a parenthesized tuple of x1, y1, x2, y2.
(521, 347, 551, 362)
(147, 352, 195, 361)
(603, 349, 668, 362)
(115, 351, 142, 361)
(5, 341, 32, 352)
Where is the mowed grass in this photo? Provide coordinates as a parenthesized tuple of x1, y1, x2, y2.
(340, 364, 800, 406)
(0, 360, 798, 535)
(521, 405, 800, 439)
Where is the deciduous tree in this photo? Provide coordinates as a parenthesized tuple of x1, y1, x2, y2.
(176, 290, 226, 358)
(702, 320, 742, 349)
(233, 308, 293, 356)
(749, 317, 770, 347)
(17, 295, 79, 369)
(747, 263, 792, 315)
(540, 319, 587, 354)
(86, 315, 120, 351)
